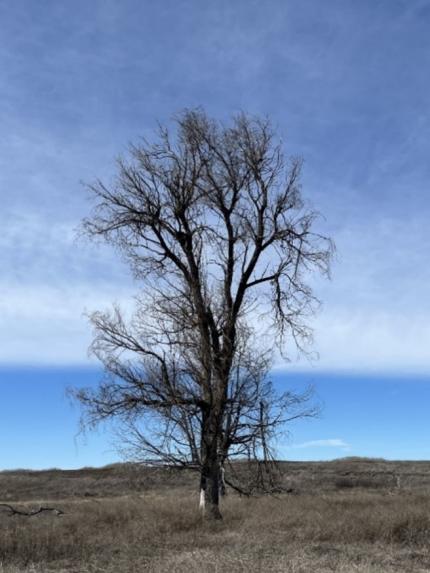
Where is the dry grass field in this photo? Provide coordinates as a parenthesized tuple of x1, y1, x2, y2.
(1, 459, 430, 572)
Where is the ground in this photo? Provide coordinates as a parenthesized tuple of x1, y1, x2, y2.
(1, 459, 430, 572)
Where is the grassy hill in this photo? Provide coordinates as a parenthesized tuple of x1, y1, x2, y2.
(1, 459, 430, 572)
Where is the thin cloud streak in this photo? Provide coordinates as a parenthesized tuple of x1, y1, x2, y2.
(290, 439, 351, 450)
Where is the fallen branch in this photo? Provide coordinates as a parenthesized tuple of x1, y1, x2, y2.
(224, 476, 294, 498)
(224, 477, 251, 497)
(0, 503, 64, 517)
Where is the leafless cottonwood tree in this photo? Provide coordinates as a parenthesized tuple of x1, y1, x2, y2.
(75, 110, 333, 519)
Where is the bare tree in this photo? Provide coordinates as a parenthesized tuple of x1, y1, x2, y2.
(74, 110, 333, 519)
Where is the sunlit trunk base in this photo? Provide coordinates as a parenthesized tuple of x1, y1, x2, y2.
(199, 466, 223, 519)
(199, 488, 205, 513)
(199, 488, 222, 519)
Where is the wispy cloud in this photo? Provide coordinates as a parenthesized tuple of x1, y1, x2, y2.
(0, 0, 429, 372)
(291, 439, 351, 450)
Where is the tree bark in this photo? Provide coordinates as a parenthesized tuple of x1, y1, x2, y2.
(207, 463, 222, 519)
(219, 463, 226, 497)
(202, 458, 222, 519)
(200, 408, 223, 520)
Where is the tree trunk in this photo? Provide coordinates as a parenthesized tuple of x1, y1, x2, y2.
(219, 463, 226, 497)
(200, 408, 223, 519)
(205, 458, 222, 519)
(200, 458, 222, 520)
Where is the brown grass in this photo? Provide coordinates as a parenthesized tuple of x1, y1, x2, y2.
(1, 461, 430, 572)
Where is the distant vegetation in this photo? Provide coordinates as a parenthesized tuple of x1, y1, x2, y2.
(334, 456, 388, 463)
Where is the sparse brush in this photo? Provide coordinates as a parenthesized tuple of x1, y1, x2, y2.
(2, 462, 430, 572)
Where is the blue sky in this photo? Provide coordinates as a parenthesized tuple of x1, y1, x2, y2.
(0, 0, 429, 468)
